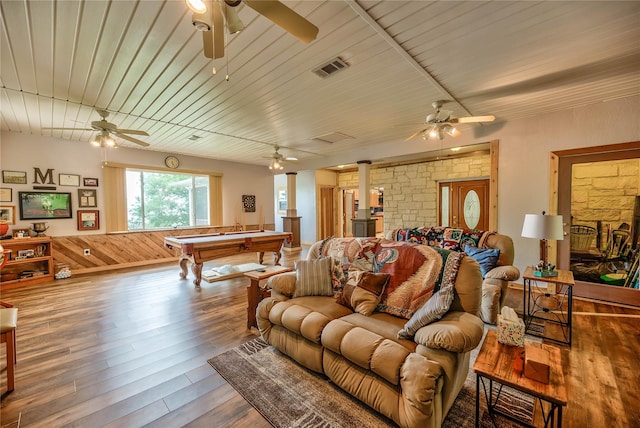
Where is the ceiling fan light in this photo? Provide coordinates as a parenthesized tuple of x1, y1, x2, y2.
(104, 136, 116, 147)
(91, 135, 102, 147)
(225, 5, 244, 34)
(186, 0, 207, 14)
(428, 126, 439, 139)
(443, 124, 460, 137)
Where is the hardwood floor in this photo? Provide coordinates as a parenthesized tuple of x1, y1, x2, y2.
(1, 249, 639, 427)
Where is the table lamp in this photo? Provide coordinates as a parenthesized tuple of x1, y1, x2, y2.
(521, 211, 564, 277)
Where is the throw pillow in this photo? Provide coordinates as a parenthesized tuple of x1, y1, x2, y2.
(397, 285, 455, 340)
(464, 246, 500, 277)
(335, 270, 364, 310)
(351, 272, 390, 316)
(294, 257, 333, 297)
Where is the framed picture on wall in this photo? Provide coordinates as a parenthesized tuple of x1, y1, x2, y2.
(0, 205, 16, 224)
(78, 189, 97, 207)
(77, 210, 99, 231)
(59, 174, 80, 186)
(83, 177, 99, 187)
(0, 188, 11, 202)
(2, 170, 27, 184)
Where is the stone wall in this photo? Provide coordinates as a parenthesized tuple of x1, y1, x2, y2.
(572, 158, 639, 249)
(338, 155, 491, 232)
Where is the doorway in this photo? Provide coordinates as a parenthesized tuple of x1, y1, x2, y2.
(439, 179, 490, 230)
(555, 142, 640, 306)
(318, 186, 336, 240)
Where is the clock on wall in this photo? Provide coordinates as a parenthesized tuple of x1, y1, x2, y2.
(164, 156, 180, 169)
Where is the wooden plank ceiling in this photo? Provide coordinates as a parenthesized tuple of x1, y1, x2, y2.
(1, 1, 639, 169)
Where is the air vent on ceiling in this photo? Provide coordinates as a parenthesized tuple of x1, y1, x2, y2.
(312, 57, 349, 78)
(311, 132, 354, 144)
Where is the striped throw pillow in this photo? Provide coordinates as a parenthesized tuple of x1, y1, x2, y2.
(294, 257, 334, 297)
(397, 285, 455, 340)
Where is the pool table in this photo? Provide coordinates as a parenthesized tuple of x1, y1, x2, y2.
(164, 230, 292, 288)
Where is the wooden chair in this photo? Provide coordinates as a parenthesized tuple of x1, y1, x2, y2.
(0, 300, 18, 392)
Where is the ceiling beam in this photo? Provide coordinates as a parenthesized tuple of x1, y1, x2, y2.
(345, 0, 475, 118)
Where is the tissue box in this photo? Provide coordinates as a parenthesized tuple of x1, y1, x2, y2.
(524, 342, 550, 383)
(497, 314, 525, 347)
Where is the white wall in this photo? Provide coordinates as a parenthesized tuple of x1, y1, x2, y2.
(273, 173, 287, 231)
(0, 132, 277, 236)
(491, 97, 639, 277)
(296, 170, 317, 245)
(290, 95, 640, 281)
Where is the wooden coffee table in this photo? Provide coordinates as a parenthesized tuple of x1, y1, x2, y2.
(244, 265, 293, 329)
(473, 330, 568, 427)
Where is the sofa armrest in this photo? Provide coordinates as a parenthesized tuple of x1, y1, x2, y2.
(413, 311, 484, 353)
(267, 271, 297, 298)
(485, 265, 520, 281)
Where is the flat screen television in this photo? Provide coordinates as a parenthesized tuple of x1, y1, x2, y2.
(19, 191, 72, 220)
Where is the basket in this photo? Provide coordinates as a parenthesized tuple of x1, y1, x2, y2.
(54, 263, 72, 279)
(570, 225, 596, 251)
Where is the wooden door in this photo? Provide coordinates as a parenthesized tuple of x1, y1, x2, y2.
(440, 179, 489, 230)
(319, 187, 335, 239)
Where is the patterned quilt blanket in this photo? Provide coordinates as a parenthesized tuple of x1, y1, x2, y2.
(319, 237, 464, 319)
(389, 226, 494, 251)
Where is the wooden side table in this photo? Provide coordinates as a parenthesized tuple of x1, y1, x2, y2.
(473, 330, 568, 427)
(522, 267, 574, 346)
(244, 265, 293, 329)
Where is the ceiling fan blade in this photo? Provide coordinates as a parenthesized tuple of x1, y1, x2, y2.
(245, 0, 319, 43)
(449, 115, 496, 124)
(211, 1, 225, 58)
(116, 129, 149, 136)
(114, 132, 150, 147)
(200, 1, 224, 59)
(202, 30, 214, 58)
(405, 128, 427, 141)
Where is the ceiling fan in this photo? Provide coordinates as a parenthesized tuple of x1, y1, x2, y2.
(265, 145, 298, 170)
(406, 100, 495, 141)
(46, 109, 150, 148)
(187, 0, 319, 60)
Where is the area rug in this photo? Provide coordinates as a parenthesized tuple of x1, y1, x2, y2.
(208, 337, 534, 427)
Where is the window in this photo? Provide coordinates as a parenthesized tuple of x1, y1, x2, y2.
(126, 170, 210, 230)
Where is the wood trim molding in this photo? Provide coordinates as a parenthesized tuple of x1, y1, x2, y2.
(102, 161, 223, 177)
(489, 140, 499, 231)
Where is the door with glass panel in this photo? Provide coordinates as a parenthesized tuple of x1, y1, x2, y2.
(439, 179, 489, 230)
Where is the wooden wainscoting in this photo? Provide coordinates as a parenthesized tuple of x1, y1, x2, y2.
(52, 225, 275, 275)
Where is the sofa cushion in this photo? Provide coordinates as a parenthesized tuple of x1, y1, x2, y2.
(413, 311, 484, 353)
(321, 318, 412, 386)
(332, 312, 417, 352)
(397, 284, 455, 340)
(464, 246, 500, 277)
(267, 271, 297, 297)
(268, 296, 352, 344)
(294, 257, 333, 297)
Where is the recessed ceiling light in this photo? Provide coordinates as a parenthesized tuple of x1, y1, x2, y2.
(451, 147, 461, 152)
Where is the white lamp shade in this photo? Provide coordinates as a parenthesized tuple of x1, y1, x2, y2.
(521, 213, 564, 241)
